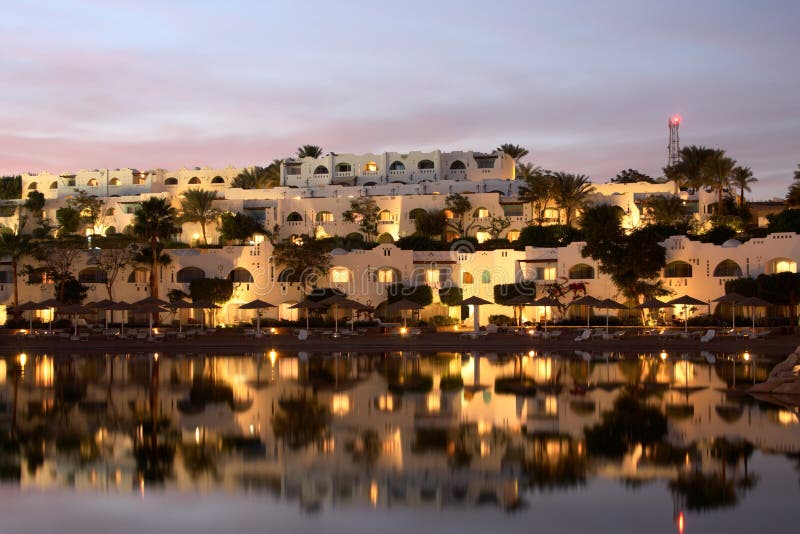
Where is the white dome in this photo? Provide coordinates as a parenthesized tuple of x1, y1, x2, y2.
(330, 248, 349, 255)
(721, 239, 742, 248)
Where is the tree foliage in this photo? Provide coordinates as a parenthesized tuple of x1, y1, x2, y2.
(296, 145, 323, 158)
(766, 208, 800, 233)
(493, 281, 537, 304)
(189, 277, 234, 305)
(413, 209, 447, 240)
(517, 224, 583, 248)
(550, 172, 595, 226)
(0, 226, 32, 314)
(0, 176, 21, 200)
(216, 211, 265, 244)
(496, 143, 529, 161)
(132, 197, 177, 299)
(87, 235, 137, 300)
(179, 189, 220, 244)
(55, 206, 81, 236)
(272, 235, 331, 292)
(444, 193, 474, 236)
(438, 286, 463, 307)
(387, 283, 433, 307)
(231, 162, 281, 189)
(611, 169, 656, 184)
(342, 197, 380, 242)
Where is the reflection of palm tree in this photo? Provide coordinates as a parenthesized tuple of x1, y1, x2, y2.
(345, 430, 381, 468)
(272, 396, 329, 450)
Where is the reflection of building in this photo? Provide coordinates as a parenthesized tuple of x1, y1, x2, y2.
(1, 351, 799, 511)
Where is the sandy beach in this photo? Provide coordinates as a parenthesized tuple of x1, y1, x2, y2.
(3, 328, 799, 359)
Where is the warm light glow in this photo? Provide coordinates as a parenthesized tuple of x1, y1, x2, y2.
(427, 393, 441, 413)
(35, 355, 54, 387)
(660, 350, 668, 361)
(776, 410, 799, 426)
(18, 353, 27, 368)
(528, 350, 535, 357)
(671, 115, 682, 125)
(195, 427, 201, 444)
(370, 481, 379, 507)
(332, 393, 351, 416)
(742, 351, 751, 362)
(377, 394, 395, 412)
(477, 420, 492, 435)
(192, 233, 201, 241)
(545, 395, 558, 415)
(270, 327, 277, 334)
(400, 326, 408, 335)
(268, 350, 277, 365)
(678, 511, 685, 534)
(480, 441, 491, 457)
(153, 352, 159, 362)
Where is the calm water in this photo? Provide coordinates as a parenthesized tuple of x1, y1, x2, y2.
(1, 350, 798, 534)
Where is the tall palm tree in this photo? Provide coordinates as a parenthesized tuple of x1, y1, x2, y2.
(231, 161, 281, 189)
(787, 164, 800, 206)
(666, 145, 716, 191)
(179, 189, 219, 245)
(550, 172, 595, 226)
(132, 197, 177, 299)
(704, 150, 737, 214)
(730, 166, 757, 207)
(518, 170, 553, 225)
(0, 226, 32, 316)
(296, 145, 323, 159)
(497, 143, 529, 162)
(643, 195, 689, 225)
(515, 162, 544, 180)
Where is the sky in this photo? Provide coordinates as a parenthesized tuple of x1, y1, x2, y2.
(1, 0, 798, 199)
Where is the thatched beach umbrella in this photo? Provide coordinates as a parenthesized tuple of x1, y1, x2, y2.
(166, 299, 194, 332)
(598, 298, 627, 332)
(461, 295, 493, 332)
(86, 299, 114, 329)
(238, 299, 277, 333)
(108, 300, 135, 335)
(386, 298, 425, 328)
(570, 295, 605, 329)
(57, 303, 93, 336)
(635, 298, 673, 326)
(713, 292, 746, 329)
(15, 301, 46, 330)
(290, 299, 329, 331)
(738, 296, 771, 331)
(135, 301, 168, 339)
(666, 295, 707, 332)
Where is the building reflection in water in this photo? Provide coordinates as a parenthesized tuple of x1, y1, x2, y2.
(0, 350, 798, 517)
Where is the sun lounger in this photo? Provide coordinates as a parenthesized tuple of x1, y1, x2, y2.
(699, 329, 716, 343)
(298, 329, 309, 341)
(574, 329, 591, 342)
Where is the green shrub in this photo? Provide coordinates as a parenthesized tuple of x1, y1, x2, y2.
(488, 314, 514, 326)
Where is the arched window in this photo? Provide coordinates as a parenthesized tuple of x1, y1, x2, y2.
(664, 261, 693, 278)
(164, 177, 178, 185)
(473, 207, 489, 218)
(543, 208, 560, 221)
(449, 160, 466, 170)
(378, 210, 392, 222)
(228, 267, 254, 283)
(389, 161, 405, 171)
(78, 267, 107, 283)
(363, 161, 378, 172)
(376, 267, 399, 283)
(329, 267, 352, 284)
(315, 211, 334, 222)
(109, 178, 121, 186)
(462, 271, 474, 284)
(286, 211, 303, 222)
(481, 270, 491, 284)
(568, 263, 595, 280)
(417, 159, 434, 170)
(313, 165, 329, 175)
(713, 259, 743, 277)
(363, 181, 377, 187)
(87, 178, 98, 187)
(767, 258, 797, 274)
(211, 176, 225, 184)
(127, 268, 149, 284)
(188, 177, 201, 184)
(506, 230, 520, 242)
(336, 163, 352, 173)
(28, 182, 38, 190)
(443, 209, 455, 219)
(377, 232, 395, 243)
(49, 181, 58, 189)
(408, 208, 427, 220)
(176, 267, 206, 283)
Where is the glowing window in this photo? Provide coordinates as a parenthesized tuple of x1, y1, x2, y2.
(462, 272, 474, 284)
(378, 210, 392, 222)
(425, 269, 439, 285)
(363, 161, 378, 172)
(330, 267, 351, 284)
(506, 230, 520, 241)
(377, 268, 396, 283)
(476, 231, 491, 244)
(87, 178, 98, 187)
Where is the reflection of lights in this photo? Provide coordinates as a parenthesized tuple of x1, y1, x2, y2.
(18, 353, 27, 368)
(370, 481, 379, 507)
(528, 350, 535, 357)
(377, 394, 395, 412)
(480, 441, 491, 457)
(678, 511, 685, 534)
(323, 437, 335, 453)
(477, 420, 492, 435)
(268, 350, 277, 365)
(743, 351, 751, 362)
(35, 355, 54, 387)
(270, 327, 277, 334)
(332, 393, 350, 415)
(249, 424, 255, 435)
(195, 427, 201, 444)
(426, 393, 440, 413)
(545, 395, 558, 415)
(776, 410, 799, 425)
(153, 353, 159, 362)
(660, 350, 667, 361)
(0, 360, 6, 384)
(400, 326, 408, 335)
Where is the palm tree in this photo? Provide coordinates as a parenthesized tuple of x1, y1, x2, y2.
(643, 195, 690, 225)
(730, 166, 757, 207)
(787, 164, 800, 206)
(704, 150, 737, 214)
(497, 143, 529, 162)
(550, 172, 595, 226)
(132, 197, 177, 299)
(179, 189, 219, 245)
(296, 145, 323, 159)
(0, 226, 32, 316)
(666, 145, 716, 191)
(231, 161, 281, 189)
(515, 162, 545, 180)
(518, 171, 553, 225)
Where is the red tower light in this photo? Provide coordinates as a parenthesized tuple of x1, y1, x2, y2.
(671, 115, 682, 125)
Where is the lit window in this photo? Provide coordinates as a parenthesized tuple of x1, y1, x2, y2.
(364, 161, 378, 172)
(378, 210, 392, 222)
(330, 267, 350, 283)
(426, 393, 440, 413)
(425, 269, 439, 285)
(332, 394, 350, 416)
(475, 231, 491, 244)
(507, 230, 520, 241)
(377, 268, 396, 283)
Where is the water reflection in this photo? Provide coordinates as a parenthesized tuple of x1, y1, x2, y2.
(0, 350, 799, 522)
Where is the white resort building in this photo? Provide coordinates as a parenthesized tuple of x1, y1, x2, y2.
(0, 148, 795, 326)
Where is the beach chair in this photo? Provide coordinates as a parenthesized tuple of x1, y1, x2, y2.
(574, 329, 591, 342)
(298, 329, 309, 341)
(699, 329, 716, 343)
(547, 330, 563, 340)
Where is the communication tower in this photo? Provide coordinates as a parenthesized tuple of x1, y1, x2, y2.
(667, 115, 681, 166)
